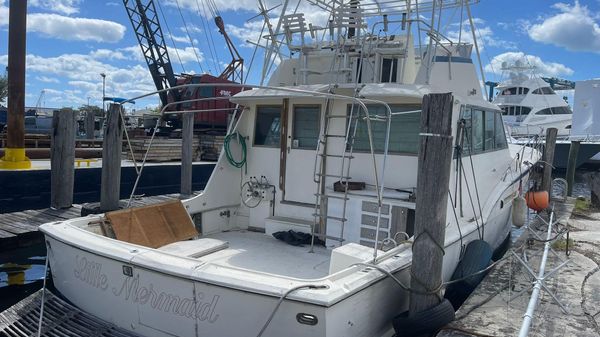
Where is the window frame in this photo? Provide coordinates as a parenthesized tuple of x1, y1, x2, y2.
(253, 104, 283, 148)
(291, 104, 322, 150)
(346, 103, 422, 156)
(459, 105, 507, 156)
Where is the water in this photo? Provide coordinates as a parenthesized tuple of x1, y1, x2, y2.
(0, 244, 49, 312)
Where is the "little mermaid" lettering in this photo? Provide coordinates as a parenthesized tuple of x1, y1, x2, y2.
(112, 275, 220, 323)
(73, 255, 108, 290)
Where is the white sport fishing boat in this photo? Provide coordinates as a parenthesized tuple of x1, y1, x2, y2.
(40, 1, 539, 336)
(492, 61, 573, 137)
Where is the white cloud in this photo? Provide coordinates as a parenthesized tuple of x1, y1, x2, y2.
(528, 1, 600, 53)
(36, 76, 60, 83)
(446, 18, 517, 51)
(89, 49, 128, 61)
(27, 13, 126, 42)
(484, 52, 574, 78)
(30, 0, 81, 15)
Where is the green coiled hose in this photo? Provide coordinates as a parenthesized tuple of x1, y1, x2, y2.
(224, 132, 247, 168)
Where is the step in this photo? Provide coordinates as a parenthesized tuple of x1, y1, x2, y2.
(324, 134, 347, 138)
(264, 216, 313, 236)
(314, 193, 349, 200)
(316, 173, 351, 179)
(318, 153, 354, 159)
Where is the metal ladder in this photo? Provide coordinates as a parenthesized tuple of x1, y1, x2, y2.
(309, 97, 362, 251)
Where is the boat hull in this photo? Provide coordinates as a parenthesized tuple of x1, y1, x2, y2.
(44, 235, 411, 337)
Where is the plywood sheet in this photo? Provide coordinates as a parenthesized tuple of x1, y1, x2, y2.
(105, 200, 198, 248)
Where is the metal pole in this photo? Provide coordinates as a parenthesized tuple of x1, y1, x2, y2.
(0, 0, 31, 169)
(518, 210, 555, 337)
(101, 73, 106, 116)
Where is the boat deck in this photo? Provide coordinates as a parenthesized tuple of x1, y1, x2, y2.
(205, 230, 332, 279)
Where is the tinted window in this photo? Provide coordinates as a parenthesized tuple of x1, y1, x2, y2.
(381, 58, 398, 83)
(293, 105, 320, 149)
(501, 87, 517, 95)
(536, 106, 572, 115)
(254, 106, 281, 146)
(348, 104, 421, 154)
(495, 112, 507, 149)
(532, 87, 555, 95)
(460, 107, 506, 155)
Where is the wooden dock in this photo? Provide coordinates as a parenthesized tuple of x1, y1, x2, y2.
(437, 197, 600, 337)
(0, 194, 181, 250)
(0, 289, 140, 337)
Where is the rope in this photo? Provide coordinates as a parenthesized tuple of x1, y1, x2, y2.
(36, 254, 49, 337)
(257, 284, 327, 337)
(224, 132, 247, 168)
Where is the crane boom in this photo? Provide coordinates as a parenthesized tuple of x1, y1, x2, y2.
(122, 0, 178, 106)
(214, 16, 243, 83)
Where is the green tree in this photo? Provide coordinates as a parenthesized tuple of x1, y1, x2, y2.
(79, 104, 103, 117)
(0, 74, 7, 104)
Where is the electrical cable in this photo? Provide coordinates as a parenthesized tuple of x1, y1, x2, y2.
(175, 0, 205, 73)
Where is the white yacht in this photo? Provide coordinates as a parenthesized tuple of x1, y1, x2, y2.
(493, 70, 573, 137)
(40, 1, 538, 336)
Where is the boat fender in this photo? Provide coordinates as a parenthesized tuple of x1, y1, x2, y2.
(512, 196, 527, 228)
(444, 239, 492, 310)
(525, 190, 549, 212)
(392, 299, 455, 337)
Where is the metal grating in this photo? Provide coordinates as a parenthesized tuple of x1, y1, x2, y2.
(0, 290, 141, 337)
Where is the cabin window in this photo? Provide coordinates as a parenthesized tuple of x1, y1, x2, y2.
(254, 106, 282, 147)
(535, 106, 572, 115)
(501, 87, 517, 95)
(347, 104, 421, 154)
(380, 58, 398, 83)
(501, 106, 531, 116)
(292, 105, 320, 149)
(532, 87, 555, 95)
(460, 107, 506, 155)
(495, 112, 508, 149)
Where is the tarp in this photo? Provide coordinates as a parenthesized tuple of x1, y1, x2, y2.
(571, 79, 600, 137)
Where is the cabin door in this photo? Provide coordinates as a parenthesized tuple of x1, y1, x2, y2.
(283, 105, 322, 204)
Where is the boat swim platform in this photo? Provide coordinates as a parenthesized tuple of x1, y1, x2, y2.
(437, 197, 600, 337)
(0, 289, 141, 337)
(0, 194, 182, 251)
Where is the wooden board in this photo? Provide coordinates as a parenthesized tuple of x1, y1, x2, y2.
(105, 200, 198, 248)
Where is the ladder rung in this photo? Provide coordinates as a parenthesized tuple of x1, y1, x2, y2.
(324, 134, 346, 138)
(318, 153, 354, 159)
(316, 173, 351, 179)
(314, 193, 349, 200)
(326, 115, 355, 119)
(313, 214, 347, 222)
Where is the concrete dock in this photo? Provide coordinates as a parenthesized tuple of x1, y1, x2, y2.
(437, 197, 600, 337)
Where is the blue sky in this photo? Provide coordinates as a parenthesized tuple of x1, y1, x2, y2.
(0, 0, 599, 110)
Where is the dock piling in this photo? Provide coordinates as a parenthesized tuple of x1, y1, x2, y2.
(409, 93, 454, 314)
(50, 108, 76, 209)
(541, 127, 558, 195)
(181, 111, 194, 197)
(566, 140, 581, 196)
(0, 0, 30, 169)
(85, 109, 95, 139)
(100, 103, 124, 211)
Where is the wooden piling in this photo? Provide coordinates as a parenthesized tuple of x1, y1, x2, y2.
(409, 93, 454, 314)
(85, 110, 95, 139)
(100, 104, 123, 211)
(541, 128, 558, 195)
(566, 141, 581, 196)
(181, 112, 194, 197)
(50, 109, 75, 209)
